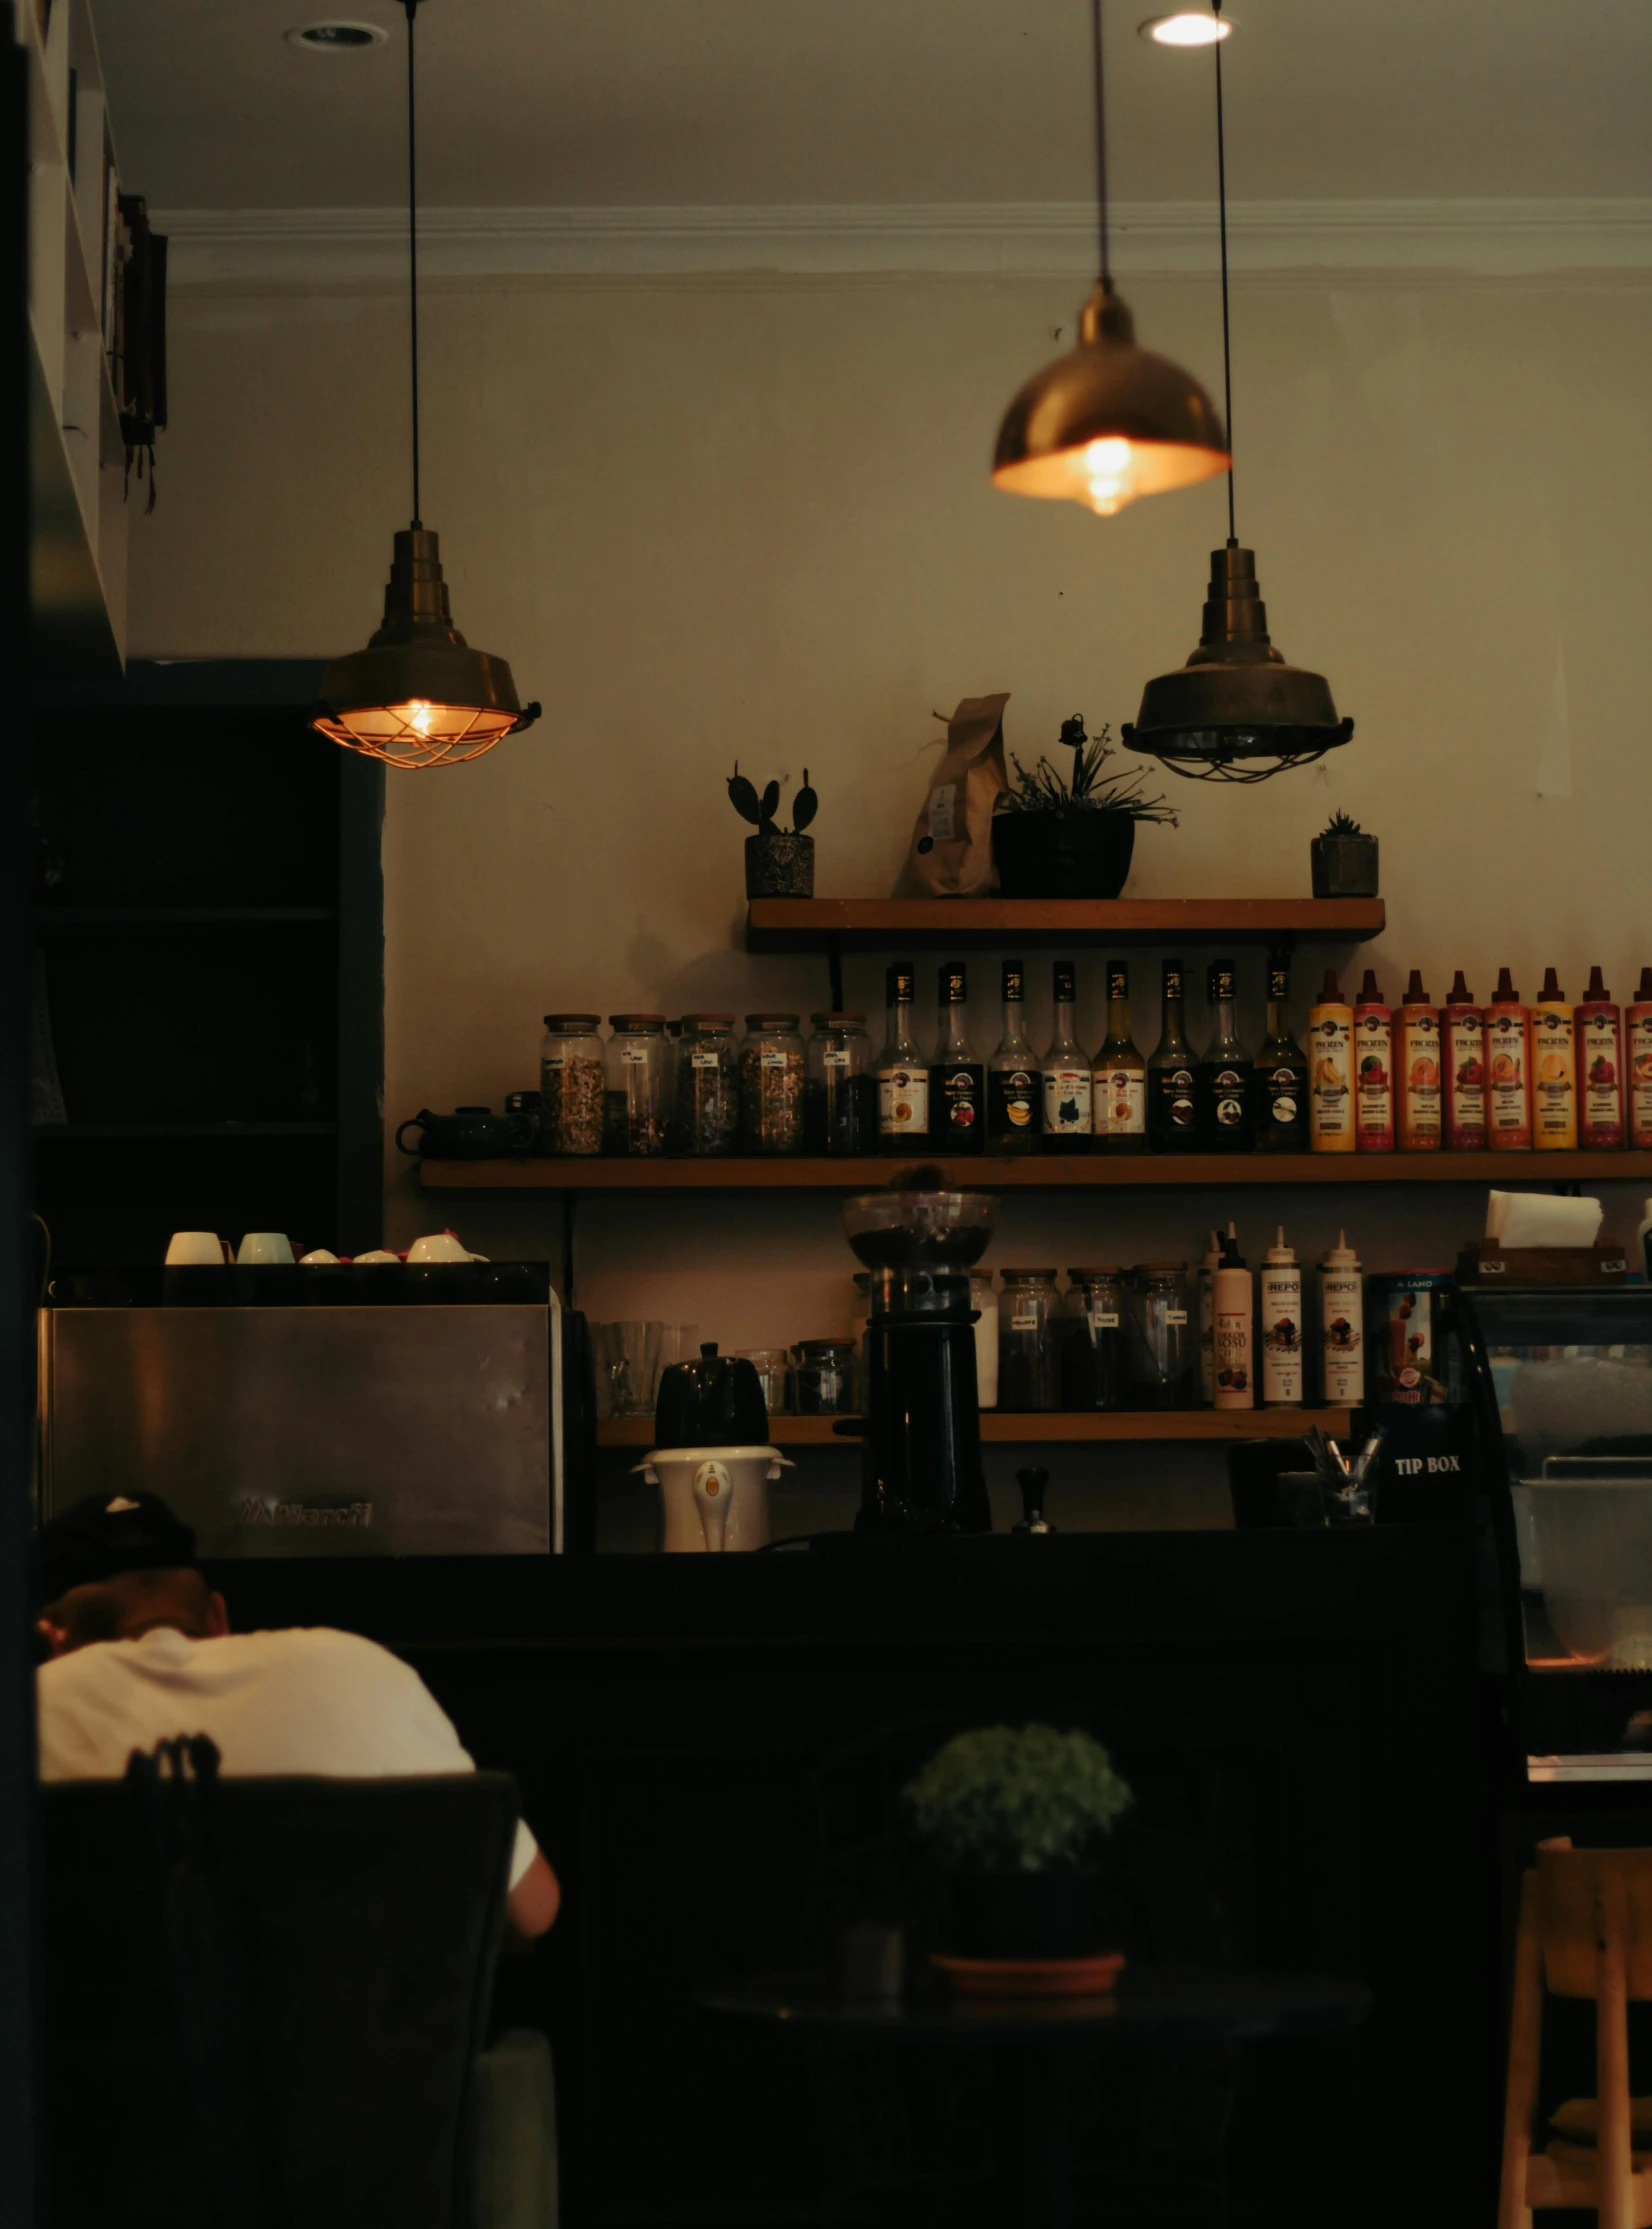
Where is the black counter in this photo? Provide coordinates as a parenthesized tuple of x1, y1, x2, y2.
(208, 1530, 1492, 2229)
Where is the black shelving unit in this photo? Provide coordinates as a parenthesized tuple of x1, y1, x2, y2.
(31, 661, 384, 1263)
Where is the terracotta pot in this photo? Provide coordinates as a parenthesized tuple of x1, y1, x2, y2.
(991, 812, 1135, 900)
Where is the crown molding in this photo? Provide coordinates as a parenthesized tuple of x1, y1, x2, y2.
(156, 198, 1652, 288)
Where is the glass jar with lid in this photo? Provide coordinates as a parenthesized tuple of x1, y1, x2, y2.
(604, 1014, 669, 1156)
(1128, 1263, 1197, 1410)
(792, 1338, 858, 1415)
(1062, 1269, 1129, 1410)
(540, 1014, 606, 1156)
(671, 1013, 739, 1156)
(805, 1012, 876, 1155)
(740, 1014, 806, 1156)
(997, 1269, 1062, 1411)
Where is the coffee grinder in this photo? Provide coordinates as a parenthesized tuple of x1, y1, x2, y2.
(841, 1186, 994, 1534)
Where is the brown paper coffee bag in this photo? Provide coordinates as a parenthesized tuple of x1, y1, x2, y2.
(901, 692, 1010, 896)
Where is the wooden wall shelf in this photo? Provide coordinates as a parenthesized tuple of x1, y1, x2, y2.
(423, 1149, 1652, 1194)
(599, 1408, 1352, 1449)
(744, 898, 1386, 952)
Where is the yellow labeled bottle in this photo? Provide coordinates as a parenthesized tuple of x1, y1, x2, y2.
(1531, 966, 1577, 1151)
(1308, 969, 1355, 1153)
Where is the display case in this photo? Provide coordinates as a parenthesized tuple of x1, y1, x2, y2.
(1462, 1287, 1652, 1783)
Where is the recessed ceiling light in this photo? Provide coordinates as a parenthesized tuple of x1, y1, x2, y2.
(1139, 13, 1233, 46)
(285, 21, 389, 51)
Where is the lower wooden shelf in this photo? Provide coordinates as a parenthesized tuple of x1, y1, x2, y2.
(598, 1407, 1350, 1449)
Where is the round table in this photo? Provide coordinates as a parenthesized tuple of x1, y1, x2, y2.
(698, 1966, 1371, 2229)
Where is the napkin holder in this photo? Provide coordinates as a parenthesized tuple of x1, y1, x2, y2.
(1457, 1239, 1631, 1287)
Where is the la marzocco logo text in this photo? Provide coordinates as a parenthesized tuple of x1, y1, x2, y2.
(235, 1498, 373, 1528)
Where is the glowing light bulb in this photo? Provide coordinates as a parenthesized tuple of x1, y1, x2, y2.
(1140, 13, 1232, 47)
(1082, 438, 1136, 516)
(406, 699, 436, 737)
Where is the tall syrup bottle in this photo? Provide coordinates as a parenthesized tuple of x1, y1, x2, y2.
(1212, 1226, 1255, 1410)
(1308, 970, 1355, 1153)
(1630, 969, 1652, 1150)
(1040, 961, 1092, 1154)
(876, 962, 930, 1154)
(1398, 970, 1443, 1152)
(1254, 950, 1309, 1154)
(1442, 973, 1487, 1151)
(930, 963, 984, 1155)
(1147, 960, 1200, 1154)
(1092, 961, 1147, 1155)
(1577, 968, 1626, 1151)
(987, 962, 1039, 1153)
(1485, 969, 1532, 1151)
(1531, 969, 1577, 1152)
(1197, 959, 1253, 1152)
(1197, 1228, 1221, 1404)
(1352, 970, 1394, 1153)
(1260, 1228, 1304, 1408)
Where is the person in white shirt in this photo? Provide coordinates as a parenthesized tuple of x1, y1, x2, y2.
(35, 1491, 559, 1941)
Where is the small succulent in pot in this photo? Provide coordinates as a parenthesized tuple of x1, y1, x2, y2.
(729, 763, 818, 898)
(992, 716, 1177, 900)
(1311, 808, 1379, 898)
(903, 1723, 1133, 1960)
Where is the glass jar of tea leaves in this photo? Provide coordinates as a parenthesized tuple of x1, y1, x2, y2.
(604, 1015, 669, 1156)
(540, 1014, 605, 1156)
(672, 1014, 739, 1156)
(804, 1012, 876, 1154)
(740, 1014, 806, 1155)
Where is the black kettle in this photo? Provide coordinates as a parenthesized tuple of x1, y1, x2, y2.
(654, 1343, 769, 1450)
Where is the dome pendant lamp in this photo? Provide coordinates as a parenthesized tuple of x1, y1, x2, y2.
(1123, 4, 1352, 782)
(992, 0, 1229, 515)
(312, 0, 539, 769)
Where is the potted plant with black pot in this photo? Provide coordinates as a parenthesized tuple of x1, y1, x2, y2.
(729, 764, 818, 898)
(991, 717, 1177, 900)
(1310, 809, 1379, 898)
(903, 1723, 1133, 1972)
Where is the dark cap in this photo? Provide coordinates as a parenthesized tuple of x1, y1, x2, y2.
(38, 1492, 198, 1606)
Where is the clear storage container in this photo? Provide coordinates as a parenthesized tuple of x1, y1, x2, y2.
(672, 1013, 739, 1156)
(805, 1012, 877, 1155)
(792, 1338, 858, 1415)
(740, 1014, 807, 1156)
(997, 1268, 1062, 1411)
(604, 1014, 669, 1156)
(1129, 1263, 1197, 1410)
(540, 1014, 606, 1157)
(1062, 1269, 1130, 1410)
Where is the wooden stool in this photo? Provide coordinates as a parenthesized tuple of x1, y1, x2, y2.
(1501, 1839, 1652, 2229)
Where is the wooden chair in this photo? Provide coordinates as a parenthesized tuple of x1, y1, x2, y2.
(1501, 1838, 1652, 2229)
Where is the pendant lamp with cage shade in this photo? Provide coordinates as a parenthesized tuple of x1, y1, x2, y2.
(992, 0, 1230, 516)
(311, 0, 539, 769)
(1122, 3, 1353, 782)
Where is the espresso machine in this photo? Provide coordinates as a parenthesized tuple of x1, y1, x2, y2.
(841, 1187, 993, 1535)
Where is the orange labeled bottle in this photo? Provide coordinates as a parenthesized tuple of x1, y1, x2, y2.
(1352, 970, 1394, 1153)
(1307, 970, 1355, 1153)
(1442, 972, 1486, 1151)
(1485, 969, 1531, 1151)
(1629, 967, 1652, 1150)
(1398, 970, 1443, 1151)
(1576, 967, 1624, 1151)
(1531, 968, 1577, 1151)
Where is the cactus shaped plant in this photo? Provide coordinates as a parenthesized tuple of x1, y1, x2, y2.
(728, 765, 818, 837)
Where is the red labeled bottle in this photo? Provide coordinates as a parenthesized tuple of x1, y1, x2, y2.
(1352, 969, 1394, 1154)
(1442, 972, 1486, 1151)
(1576, 968, 1624, 1151)
(1398, 970, 1443, 1151)
(1485, 969, 1531, 1151)
(1629, 967, 1652, 1151)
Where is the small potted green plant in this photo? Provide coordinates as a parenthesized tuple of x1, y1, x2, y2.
(992, 717, 1177, 900)
(902, 1723, 1133, 1959)
(1310, 809, 1379, 898)
(728, 765, 818, 898)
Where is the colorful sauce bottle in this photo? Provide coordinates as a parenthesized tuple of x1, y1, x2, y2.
(1531, 968, 1577, 1151)
(1352, 969, 1394, 1153)
(1577, 968, 1624, 1150)
(1628, 968, 1652, 1150)
(1442, 972, 1486, 1152)
(1260, 1227, 1304, 1408)
(1485, 969, 1531, 1151)
(1317, 1231, 1364, 1405)
(1308, 970, 1355, 1153)
(1398, 970, 1443, 1152)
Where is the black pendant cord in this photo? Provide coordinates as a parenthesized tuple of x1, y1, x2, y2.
(404, 0, 422, 529)
(1091, 0, 1110, 286)
(1213, 1, 1235, 543)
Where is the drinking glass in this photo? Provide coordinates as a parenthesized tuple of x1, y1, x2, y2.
(592, 1321, 667, 1418)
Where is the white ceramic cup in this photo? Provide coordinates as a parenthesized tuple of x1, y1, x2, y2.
(353, 1250, 401, 1264)
(165, 1231, 225, 1267)
(238, 1232, 296, 1266)
(298, 1249, 341, 1266)
(406, 1231, 473, 1263)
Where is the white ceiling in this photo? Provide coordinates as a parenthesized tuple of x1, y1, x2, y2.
(95, 0, 1652, 212)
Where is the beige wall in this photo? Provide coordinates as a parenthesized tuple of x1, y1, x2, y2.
(127, 259, 1652, 1518)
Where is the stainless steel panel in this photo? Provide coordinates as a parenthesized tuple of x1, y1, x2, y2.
(41, 1307, 553, 1556)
